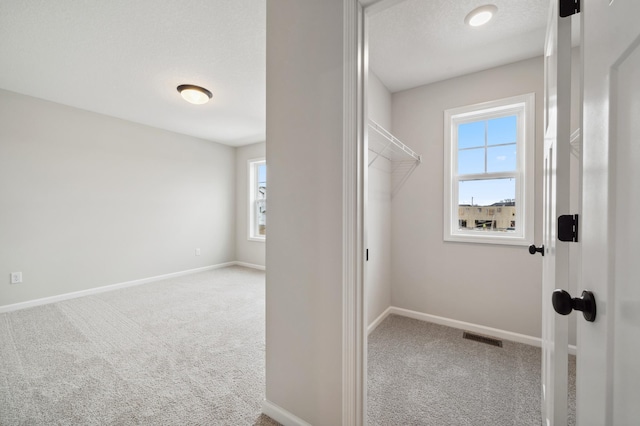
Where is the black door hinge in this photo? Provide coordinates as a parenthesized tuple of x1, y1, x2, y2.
(366, 249, 369, 261)
(559, 0, 580, 18)
(558, 214, 579, 242)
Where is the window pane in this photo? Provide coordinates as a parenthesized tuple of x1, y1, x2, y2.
(458, 147, 484, 175)
(458, 121, 485, 149)
(257, 164, 266, 236)
(457, 178, 516, 233)
(487, 115, 517, 146)
(250, 161, 266, 239)
(258, 164, 267, 192)
(458, 178, 515, 206)
(487, 144, 517, 172)
(256, 200, 266, 236)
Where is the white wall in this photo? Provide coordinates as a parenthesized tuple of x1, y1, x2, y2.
(265, 0, 345, 424)
(368, 71, 391, 130)
(0, 89, 236, 307)
(236, 141, 266, 267)
(367, 71, 392, 326)
(390, 57, 544, 338)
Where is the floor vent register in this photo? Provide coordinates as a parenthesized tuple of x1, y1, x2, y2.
(462, 332, 503, 347)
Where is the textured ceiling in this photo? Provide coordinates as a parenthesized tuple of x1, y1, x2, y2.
(368, 0, 549, 93)
(0, 0, 265, 146)
(0, 0, 552, 145)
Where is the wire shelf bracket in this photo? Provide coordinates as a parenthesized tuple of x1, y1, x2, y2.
(367, 119, 422, 196)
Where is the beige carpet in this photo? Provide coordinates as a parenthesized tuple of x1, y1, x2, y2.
(0, 266, 277, 425)
(2, 266, 576, 425)
(368, 314, 576, 426)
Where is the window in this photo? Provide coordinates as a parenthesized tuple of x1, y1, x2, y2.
(249, 159, 266, 241)
(444, 93, 534, 245)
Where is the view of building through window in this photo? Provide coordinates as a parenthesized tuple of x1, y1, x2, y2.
(457, 115, 517, 233)
(256, 163, 266, 236)
(458, 199, 516, 231)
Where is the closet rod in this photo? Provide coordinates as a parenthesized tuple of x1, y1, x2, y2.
(368, 119, 421, 163)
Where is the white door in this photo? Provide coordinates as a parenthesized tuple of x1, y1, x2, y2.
(541, 1, 572, 424)
(578, 1, 640, 424)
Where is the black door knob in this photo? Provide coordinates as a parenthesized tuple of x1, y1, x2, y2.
(552, 289, 597, 322)
(529, 244, 544, 256)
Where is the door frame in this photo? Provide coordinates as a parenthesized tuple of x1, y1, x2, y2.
(541, 1, 573, 422)
(344, 1, 411, 424)
(342, 0, 366, 424)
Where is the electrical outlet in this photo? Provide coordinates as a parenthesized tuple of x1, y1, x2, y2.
(10, 272, 22, 284)
(195, 248, 201, 256)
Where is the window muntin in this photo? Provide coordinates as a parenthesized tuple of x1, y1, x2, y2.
(249, 159, 266, 241)
(444, 93, 534, 245)
(457, 115, 519, 176)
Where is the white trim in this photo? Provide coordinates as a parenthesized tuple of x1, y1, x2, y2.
(443, 93, 536, 246)
(262, 400, 312, 426)
(369, 305, 579, 354)
(343, 1, 365, 425)
(389, 306, 542, 348)
(0, 261, 253, 313)
(367, 306, 392, 334)
(234, 261, 266, 271)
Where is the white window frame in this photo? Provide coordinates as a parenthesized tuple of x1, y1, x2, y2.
(443, 93, 535, 245)
(248, 158, 266, 242)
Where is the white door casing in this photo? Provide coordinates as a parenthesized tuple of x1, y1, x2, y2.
(542, 1, 572, 424)
(579, 1, 640, 424)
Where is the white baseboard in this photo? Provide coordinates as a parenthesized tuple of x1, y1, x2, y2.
(262, 400, 312, 426)
(234, 261, 266, 271)
(388, 307, 543, 348)
(368, 306, 576, 352)
(367, 306, 392, 335)
(0, 262, 239, 313)
(379, 307, 579, 354)
(369, 306, 555, 351)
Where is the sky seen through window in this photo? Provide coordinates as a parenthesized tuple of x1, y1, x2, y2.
(458, 115, 517, 206)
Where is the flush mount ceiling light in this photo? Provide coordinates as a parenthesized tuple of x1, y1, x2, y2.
(177, 84, 213, 105)
(465, 4, 498, 27)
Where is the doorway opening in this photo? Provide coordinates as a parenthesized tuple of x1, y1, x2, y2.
(360, 0, 580, 423)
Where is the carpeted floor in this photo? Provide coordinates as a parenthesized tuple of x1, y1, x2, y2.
(368, 314, 576, 426)
(0, 266, 277, 426)
(1, 267, 575, 425)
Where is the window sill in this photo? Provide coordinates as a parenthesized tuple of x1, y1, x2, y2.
(248, 236, 266, 243)
(444, 233, 530, 246)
